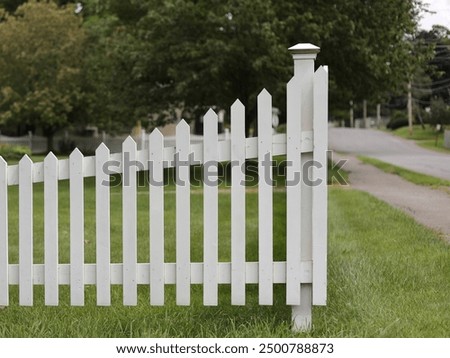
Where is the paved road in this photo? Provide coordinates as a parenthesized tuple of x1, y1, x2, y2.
(329, 127, 450, 180)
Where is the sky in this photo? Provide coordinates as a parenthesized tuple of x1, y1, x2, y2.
(419, 0, 450, 30)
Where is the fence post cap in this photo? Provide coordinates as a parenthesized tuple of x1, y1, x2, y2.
(288, 43, 320, 59)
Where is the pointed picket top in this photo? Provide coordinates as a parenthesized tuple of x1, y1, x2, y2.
(176, 119, 190, 133)
(0, 156, 6, 166)
(287, 73, 303, 88)
(69, 147, 84, 160)
(204, 108, 217, 122)
(150, 127, 163, 140)
(19, 154, 33, 166)
(44, 151, 58, 164)
(123, 135, 137, 149)
(315, 65, 329, 78)
(231, 99, 245, 112)
(95, 142, 110, 155)
(258, 88, 271, 99)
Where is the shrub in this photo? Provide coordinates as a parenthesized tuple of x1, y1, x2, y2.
(387, 111, 409, 130)
(0, 144, 31, 161)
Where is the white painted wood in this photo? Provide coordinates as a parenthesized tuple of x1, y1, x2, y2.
(44, 153, 59, 305)
(122, 137, 137, 306)
(176, 120, 191, 305)
(286, 76, 302, 305)
(5, 133, 317, 186)
(19, 155, 33, 306)
(291, 285, 312, 332)
(149, 129, 165, 305)
(231, 99, 246, 305)
(288, 43, 321, 330)
(7, 261, 312, 285)
(70, 149, 85, 306)
(95, 143, 111, 306)
(257, 89, 273, 305)
(312, 66, 328, 306)
(203, 109, 218, 306)
(0, 157, 8, 306)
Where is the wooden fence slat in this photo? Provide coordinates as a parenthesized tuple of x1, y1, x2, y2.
(19, 155, 33, 306)
(312, 66, 328, 305)
(203, 109, 218, 306)
(122, 137, 137, 306)
(7, 261, 312, 285)
(149, 129, 165, 305)
(286, 77, 302, 305)
(176, 120, 191, 305)
(5, 133, 316, 186)
(70, 148, 85, 306)
(231, 100, 246, 305)
(257, 89, 273, 305)
(96, 143, 111, 306)
(0, 157, 8, 306)
(44, 153, 59, 305)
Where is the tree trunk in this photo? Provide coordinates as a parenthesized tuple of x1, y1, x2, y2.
(43, 126, 57, 153)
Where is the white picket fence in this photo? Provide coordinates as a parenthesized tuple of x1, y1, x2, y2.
(0, 43, 328, 331)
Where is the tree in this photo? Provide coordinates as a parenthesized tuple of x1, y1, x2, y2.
(0, 1, 86, 151)
(415, 25, 450, 104)
(111, 0, 427, 133)
(429, 97, 450, 128)
(130, 0, 290, 135)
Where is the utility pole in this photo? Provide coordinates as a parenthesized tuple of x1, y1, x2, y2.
(363, 99, 367, 128)
(349, 100, 354, 128)
(407, 82, 413, 136)
(376, 103, 381, 128)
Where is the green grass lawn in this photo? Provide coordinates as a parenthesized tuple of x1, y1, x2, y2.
(1, 179, 450, 337)
(388, 125, 450, 153)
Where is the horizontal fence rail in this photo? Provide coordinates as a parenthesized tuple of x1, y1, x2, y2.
(0, 43, 327, 331)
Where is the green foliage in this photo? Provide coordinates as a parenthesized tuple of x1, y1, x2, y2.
(0, 1, 86, 150)
(0, 0, 430, 135)
(0, 143, 31, 160)
(83, 0, 424, 132)
(429, 97, 450, 126)
(387, 110, 409, 130)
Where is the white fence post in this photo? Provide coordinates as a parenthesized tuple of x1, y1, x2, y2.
(288, 43, 321, 331)
(0, 157, 8, 306)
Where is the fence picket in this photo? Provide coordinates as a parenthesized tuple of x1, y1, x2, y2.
(70, 149, 85, 305)
(312, 66, 328, 305)
(176, 120, 191, 305)
(0, 157, 8, 306)
(203, 109, 218, 306)
(19, 155, 33, 306)
(96, 143, 111, 306)
(231, 100, 246, 305)
(122, 137, 138, 305)
(257, 89, 273, 305)
(44, 153, 59, 305)
(149, 129, 165, 305)
(0, 44, 327, 330)
(286, 77, 302, 305)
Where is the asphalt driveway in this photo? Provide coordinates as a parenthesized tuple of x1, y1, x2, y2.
(329, 127, 450, 181)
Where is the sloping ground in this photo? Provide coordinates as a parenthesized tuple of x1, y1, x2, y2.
(333, 153, 450, 243)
